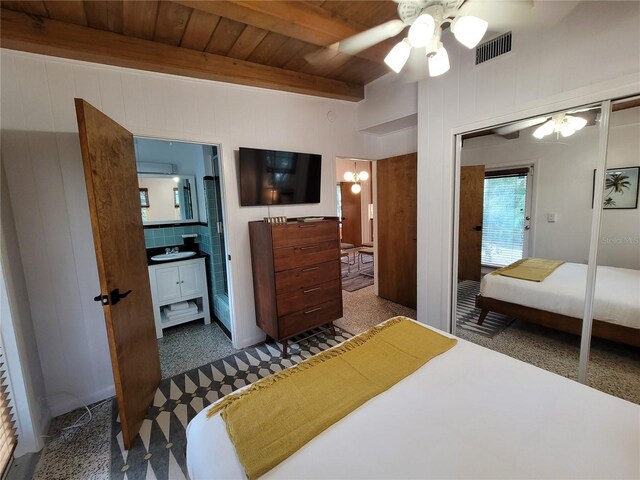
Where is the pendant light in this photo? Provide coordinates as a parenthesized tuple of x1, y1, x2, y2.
(344, 162, 369, 195)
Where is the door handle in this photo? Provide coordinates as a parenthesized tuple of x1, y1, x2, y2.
(93, 294, 109, 305)
(473, 225, 482, 231)
(109, 288, 132, 306)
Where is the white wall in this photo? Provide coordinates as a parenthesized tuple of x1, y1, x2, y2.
(598, 107, 640, 269)
(0, 161, 49, 455)
(336, 158, 373, 244)
(417, 0, 640, 331)
(0, 49, 375, 415)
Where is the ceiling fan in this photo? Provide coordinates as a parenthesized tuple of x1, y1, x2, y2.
(493, 108, 599, 139)
(337, 0, 490, 77)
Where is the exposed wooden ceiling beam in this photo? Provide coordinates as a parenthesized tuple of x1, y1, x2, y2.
(174, 0, 394, 64)
(0, 9, 363, 102)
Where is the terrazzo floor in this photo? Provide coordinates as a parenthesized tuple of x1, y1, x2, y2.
(158, 321, 238, 378)
(25, 285, 639, 478)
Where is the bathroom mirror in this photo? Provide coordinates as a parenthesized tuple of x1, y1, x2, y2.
(137, 174, 199, 225)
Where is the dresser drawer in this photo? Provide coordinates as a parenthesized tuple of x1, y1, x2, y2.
(276, 279, 341, 317)
(272, 221, 338, 248)
(273, 240, 339, 272)
(278, 298, 343, 339)
(275, 260, 340, 293)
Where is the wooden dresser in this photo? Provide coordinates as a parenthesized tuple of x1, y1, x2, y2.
(249, 218, 342, 357)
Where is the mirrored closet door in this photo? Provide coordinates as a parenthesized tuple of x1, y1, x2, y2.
(588, 97, 640, 403)
(452, 100, 629, 394)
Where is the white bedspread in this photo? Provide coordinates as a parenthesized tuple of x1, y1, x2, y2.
(186, 323, 640, 479)
(480, 263, 640, 329)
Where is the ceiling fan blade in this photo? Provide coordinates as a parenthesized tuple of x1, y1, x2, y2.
(304, 43, 340, 65)
(338, 19, 406, 56)
(493, 116, 548, 135)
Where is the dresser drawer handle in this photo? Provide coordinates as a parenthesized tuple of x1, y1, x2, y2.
(303, 287, 320, 294)
(298, 224, 317, 228)
(299, 245, 319, 250)
(301, 266, 319, 272)
(304, 307, 322, 315)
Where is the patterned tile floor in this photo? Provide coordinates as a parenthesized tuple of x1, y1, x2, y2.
(110, 327, 351, 480)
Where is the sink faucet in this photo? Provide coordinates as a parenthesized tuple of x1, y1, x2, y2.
(164, 247, 180, 254)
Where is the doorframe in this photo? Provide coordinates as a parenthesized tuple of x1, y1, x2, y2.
(131, 133, 237, 346)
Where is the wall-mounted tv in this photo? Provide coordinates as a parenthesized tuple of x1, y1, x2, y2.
(239, 147, 322, 206)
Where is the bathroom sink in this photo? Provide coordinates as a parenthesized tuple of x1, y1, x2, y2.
(151, 251, 197, 261)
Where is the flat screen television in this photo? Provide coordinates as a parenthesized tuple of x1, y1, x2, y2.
(239, 147, 322, 206)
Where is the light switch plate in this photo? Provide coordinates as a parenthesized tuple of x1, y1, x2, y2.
(547, 213, 557, 223)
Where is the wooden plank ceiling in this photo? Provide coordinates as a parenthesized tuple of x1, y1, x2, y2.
(0, 1, 402, 101)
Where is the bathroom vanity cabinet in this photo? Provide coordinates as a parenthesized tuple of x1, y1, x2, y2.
(148, 257, 211, 338)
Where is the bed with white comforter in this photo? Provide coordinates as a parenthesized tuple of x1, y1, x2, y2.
(480, 263, 640, 329)
(186, 321, 640, 479)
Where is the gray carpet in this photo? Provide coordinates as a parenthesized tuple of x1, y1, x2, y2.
(341, 258, 374, 292)
(456, 280, 515, 337)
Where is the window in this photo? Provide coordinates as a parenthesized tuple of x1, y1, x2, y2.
(0, 343, 17, 476)
(173, 187, 180, 209)
(139, 188, 149, 207)
(482, 168, 531, 267)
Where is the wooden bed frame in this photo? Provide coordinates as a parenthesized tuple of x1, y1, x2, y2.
(475, 295, 640, 347)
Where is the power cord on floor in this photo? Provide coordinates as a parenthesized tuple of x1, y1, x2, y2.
(41, 392, 113, 438)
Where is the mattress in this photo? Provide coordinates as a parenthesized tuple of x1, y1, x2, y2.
(480, 263, 640, 329)
(186, 321, 640, 479)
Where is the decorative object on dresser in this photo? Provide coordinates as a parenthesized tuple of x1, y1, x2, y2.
(148, 256, 211, 338)
(249, 218, 343, 358)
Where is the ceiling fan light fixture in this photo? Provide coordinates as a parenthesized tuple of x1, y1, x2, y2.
(567, 115, 588, 131)
(451, 15, 488, 49)
(384, 39, 412, 73)
(428, 44, 450, 77)
(408, 13, 435, 48)
(533, 120, 555, 139)
(560, 124, 576, 137)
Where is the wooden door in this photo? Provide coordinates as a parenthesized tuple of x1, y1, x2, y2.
(75, 99, 160, 449)
(458, 165, 485, 281)
(377, 153, 417, 309)
(340, 182, 362, 246)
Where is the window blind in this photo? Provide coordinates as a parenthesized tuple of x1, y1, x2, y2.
(0, 344, 17, 477)
(482, 169, 529, 267)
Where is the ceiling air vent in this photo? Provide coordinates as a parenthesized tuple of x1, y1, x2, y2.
(475, 32, 512, 65)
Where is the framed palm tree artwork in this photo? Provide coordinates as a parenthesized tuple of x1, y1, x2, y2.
(593, 166, 639, 209)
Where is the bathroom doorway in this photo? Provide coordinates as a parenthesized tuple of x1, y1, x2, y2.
(134, 137, 235, 378)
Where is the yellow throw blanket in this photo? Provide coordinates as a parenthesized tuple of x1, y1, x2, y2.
(492, 257, 565, 282)
(206, 317, 457, 479)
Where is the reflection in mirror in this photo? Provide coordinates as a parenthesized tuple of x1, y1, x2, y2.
(455, 103, 605, 382)
(591, 99, 640, 402)
(137, 174, 198, 224)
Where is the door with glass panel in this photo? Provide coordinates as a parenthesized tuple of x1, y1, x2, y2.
(481, 167, 532, 268)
